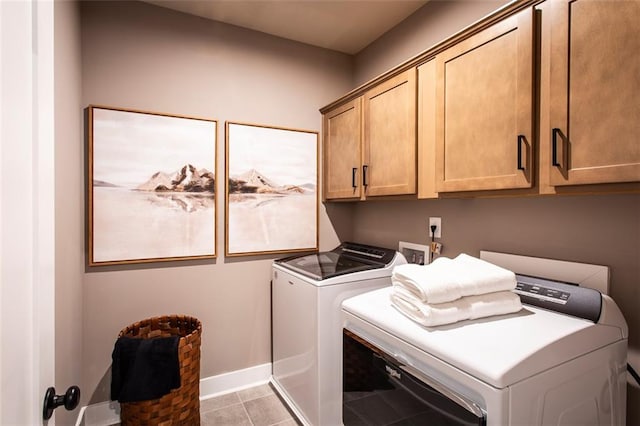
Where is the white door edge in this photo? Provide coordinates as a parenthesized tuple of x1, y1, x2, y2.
(0, 0, 55, 424)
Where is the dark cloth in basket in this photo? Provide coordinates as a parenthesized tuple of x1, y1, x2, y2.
(111, 336, 181, 403)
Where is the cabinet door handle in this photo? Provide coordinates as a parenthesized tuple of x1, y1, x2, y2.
(362, 165, 368, 187)
(552, 128, 561, 167)
(351, 167, 357, 188)
(517, 135, 525, 171)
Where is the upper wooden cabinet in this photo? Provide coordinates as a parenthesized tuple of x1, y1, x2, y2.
(435, 7, 534, 193)
(323, 98, 362, 200)
(323, 69, 417, 200)
(362, 69, 417, 198)
(322, 0, 638, 200)
(547, 0, 640, 186)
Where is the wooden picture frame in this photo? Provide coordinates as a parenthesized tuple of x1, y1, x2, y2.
(225, 121, 319, 256)
(88, 105, 218, 265)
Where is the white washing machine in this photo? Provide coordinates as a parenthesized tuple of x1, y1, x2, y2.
(340, 252, 629, 425)
(271, 242, 407, 426)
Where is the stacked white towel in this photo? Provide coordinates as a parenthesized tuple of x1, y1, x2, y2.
(390, 254, 522, 327)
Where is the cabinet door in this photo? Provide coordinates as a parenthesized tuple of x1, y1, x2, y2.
(323, 98, 362, 200)
(363, 68, 417, 197)
(418, 59, 438, 199)
(549, 0, 640, 186)
(435, 8, 534, 192)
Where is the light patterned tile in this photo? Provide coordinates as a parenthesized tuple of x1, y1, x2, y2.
(200, 391, 242, 413)
(244, 394, 293, 426)
(238, 383, 274, 402)
(201, 403, 252, 426)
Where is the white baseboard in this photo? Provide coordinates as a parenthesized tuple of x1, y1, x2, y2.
(199, 362, 272, 399)
(75, 363, 272, 426)
(75, 400, 120, 426)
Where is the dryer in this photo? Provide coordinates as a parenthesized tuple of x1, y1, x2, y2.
(341, 252, 628, 425)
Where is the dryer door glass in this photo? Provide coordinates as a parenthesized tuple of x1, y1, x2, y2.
(343, 330, 486, 426)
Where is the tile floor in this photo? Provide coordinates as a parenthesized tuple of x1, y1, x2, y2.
(112, 383, 300, 426)
(200, 383, 301, 426)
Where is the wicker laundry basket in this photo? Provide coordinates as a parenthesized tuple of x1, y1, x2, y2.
(117, 315, 202, 426)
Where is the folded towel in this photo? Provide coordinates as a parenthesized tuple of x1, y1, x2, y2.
(390, 289, 522, 327)
(391, 254, 516, 304)
(111, 336, 181, 403)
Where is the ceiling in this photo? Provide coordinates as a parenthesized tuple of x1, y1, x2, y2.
(142, 0, 429, 54)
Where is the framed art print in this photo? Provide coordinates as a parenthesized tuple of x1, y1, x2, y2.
(225, 122, 319, 256)
(88, 105, 217, 265)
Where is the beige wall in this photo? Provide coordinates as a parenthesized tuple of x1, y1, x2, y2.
(351, 194, 639, 342)
(79, 0, 353, 404)
(55, 1, 84, 423)
(354, 0, 510, 85)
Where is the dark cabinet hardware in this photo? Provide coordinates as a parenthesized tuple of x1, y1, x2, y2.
(43, 385, 80, 420)
(352, 167, 357, 188)
(517, 135, 526, 171)
(362, 165, 368, 187)
(552, 128, 562, 167)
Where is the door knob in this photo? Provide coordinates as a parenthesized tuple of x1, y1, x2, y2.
(43, 385, 80, 420)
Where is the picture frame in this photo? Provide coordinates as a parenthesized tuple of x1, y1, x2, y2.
(225, 121, 319, 256)
(88, 105, 218, 266)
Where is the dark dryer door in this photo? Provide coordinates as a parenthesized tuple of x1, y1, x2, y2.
(343, 330, 486, 426)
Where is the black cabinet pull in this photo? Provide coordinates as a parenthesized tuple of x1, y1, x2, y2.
(517, 135, 525, 171)
(552, 128, 561, 167)
(351, 167, 357, 188)
(362, 165, 368, 187)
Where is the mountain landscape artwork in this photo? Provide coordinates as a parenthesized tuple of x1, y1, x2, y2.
(89, 106, 217, 265)
(226, 122, 318, 255)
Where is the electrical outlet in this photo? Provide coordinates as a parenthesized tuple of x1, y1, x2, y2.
(429, 217, 442, 238)
(399, 241, 428, 265)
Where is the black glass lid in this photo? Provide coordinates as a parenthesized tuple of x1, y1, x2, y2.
(275, 242, 396, 280)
